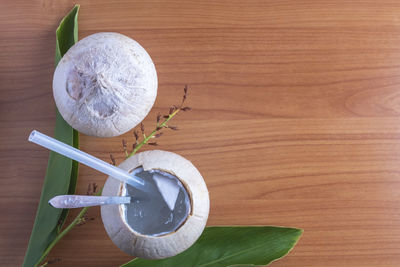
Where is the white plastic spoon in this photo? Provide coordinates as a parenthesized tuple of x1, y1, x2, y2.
(49, 195, 132, 208)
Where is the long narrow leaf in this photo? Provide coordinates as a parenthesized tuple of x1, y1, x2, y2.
(121, 226, 303, 267)
(55, 3, 80, 232)
(22, 5, 80, 266)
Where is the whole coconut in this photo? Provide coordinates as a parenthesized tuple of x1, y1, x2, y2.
(53, 32, 157, 137)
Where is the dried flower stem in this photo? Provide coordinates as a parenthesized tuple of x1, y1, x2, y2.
(34, 190, 102, 267)
(127, 85, 189, 157)
(122, 140, 128, 157)
(127, 108, 181, 158)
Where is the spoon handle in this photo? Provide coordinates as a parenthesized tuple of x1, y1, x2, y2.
(49, 195, 131, 208)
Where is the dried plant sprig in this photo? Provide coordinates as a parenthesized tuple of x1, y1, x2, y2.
(126, 85, 191, 158)
(154, 132, 163, 138)
(78, 213, 95, 226)
(35, 187, 101, 267)
(92, 183, 98, 194)
(86, 183, 92, 195)
(122, 139, 128, 157)
(86, 183, 98, 195)
(140, 123, 145, 137)
(167, 125, 178, 130)
(182, 84, 188, 106)
(109, 154, 116, 166)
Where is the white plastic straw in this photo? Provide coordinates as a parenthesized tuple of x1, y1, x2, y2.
(28, 130, 148, 192)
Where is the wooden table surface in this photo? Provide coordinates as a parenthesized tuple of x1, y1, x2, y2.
(2, 0, 400, 266)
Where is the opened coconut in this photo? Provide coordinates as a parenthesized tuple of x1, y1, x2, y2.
(101, 150, 209, 259)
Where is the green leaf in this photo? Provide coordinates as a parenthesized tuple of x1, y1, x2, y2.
(121, 226, 303, 267)
(55, 5, 79, 65)
(22, 5, 80, 267)
(55, 3, 80, 233)
(58, 126, 79, 232)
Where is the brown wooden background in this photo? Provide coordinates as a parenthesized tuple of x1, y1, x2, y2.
(2, 0, 400, 266)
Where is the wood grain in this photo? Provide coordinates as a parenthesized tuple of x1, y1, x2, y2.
(2, 0, 400, 266)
